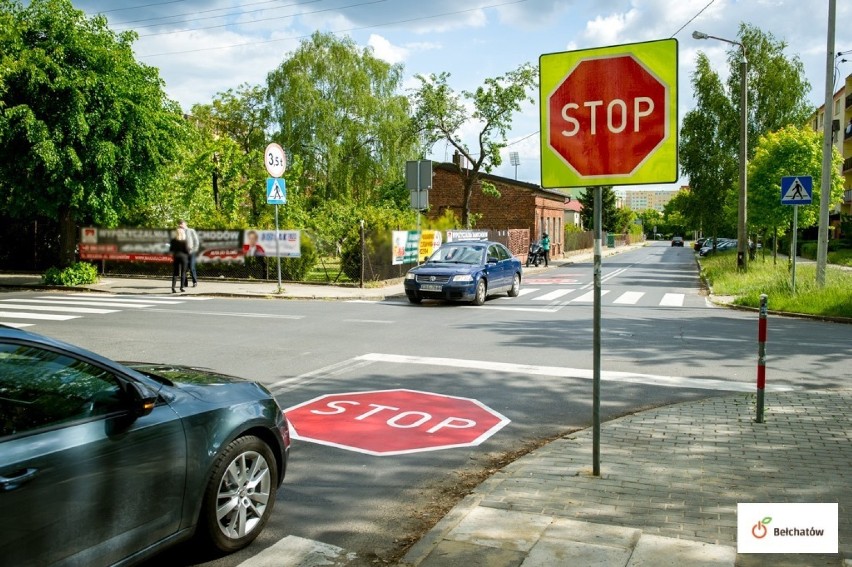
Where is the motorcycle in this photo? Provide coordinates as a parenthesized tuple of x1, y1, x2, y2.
(526, 241, 544, 267)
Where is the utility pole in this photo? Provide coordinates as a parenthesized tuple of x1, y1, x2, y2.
(816, 0, 837, 286)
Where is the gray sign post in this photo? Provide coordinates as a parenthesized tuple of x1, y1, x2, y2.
(406, 160, 432, 262)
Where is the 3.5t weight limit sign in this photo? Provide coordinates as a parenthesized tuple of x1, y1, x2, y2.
(540, 39, 678, 188)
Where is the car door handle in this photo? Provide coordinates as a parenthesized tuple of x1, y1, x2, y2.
(0, 468, 38, 491)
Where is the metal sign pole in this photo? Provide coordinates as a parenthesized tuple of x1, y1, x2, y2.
(791, 204, 798, 293)
(275, 204, 282, 290)
(593, 186, 602, 476)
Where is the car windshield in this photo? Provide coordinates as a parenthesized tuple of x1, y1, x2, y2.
(427, 245, 484, 265)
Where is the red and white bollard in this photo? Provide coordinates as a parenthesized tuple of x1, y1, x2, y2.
(756, 294, 767, 423)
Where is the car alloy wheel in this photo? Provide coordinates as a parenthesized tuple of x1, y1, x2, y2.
(201, 436, 278, 552)
(508, 273, 520, 297)
(472, 279, 487, 306)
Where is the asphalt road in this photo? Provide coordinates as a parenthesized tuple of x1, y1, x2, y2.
(4, 241, 849, 565)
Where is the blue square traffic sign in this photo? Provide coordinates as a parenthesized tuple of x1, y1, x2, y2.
(780, 176, 812, 205)
(266, 177, 286, 205)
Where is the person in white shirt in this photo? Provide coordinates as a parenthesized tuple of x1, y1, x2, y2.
(179, 220, 200, 287)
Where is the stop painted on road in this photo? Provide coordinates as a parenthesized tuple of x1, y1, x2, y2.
(284, 389, 510, 456)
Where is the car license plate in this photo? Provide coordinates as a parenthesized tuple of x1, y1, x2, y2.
(420, 284, 443, 292)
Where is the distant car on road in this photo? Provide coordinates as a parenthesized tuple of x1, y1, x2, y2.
(671, 236, 684, 247)
(0, 326, 290, 566)
(404, 240, 522, 305)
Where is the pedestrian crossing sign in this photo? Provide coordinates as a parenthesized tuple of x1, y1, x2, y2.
(780, 176, 812, 205)
(267, 177, 286, 205)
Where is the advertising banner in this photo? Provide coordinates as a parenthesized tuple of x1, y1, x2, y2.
(244, 229, 301, 258)
(79, 227, 299, 263)
(79, 228, 171, 263)
(419, 230, 442, 262)
(392, 231, 419, 265)
(446, 230, 489, 242)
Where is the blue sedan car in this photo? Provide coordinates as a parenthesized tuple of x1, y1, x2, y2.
(404, 240, 522, 305)
(0, 326, 290, 566)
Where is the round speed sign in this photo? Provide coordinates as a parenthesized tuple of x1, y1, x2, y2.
(264, 143, 286, 177)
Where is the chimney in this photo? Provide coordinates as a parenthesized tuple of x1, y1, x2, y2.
(452, 150, 461, 168)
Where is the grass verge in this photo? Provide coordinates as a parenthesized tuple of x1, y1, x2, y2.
(699, 250, 852, 319)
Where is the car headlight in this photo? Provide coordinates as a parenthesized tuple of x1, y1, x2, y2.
(453, 274, 474, 283)
(405, 272, 415, 280)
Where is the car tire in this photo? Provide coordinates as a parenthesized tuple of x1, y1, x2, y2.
(507, 273, 520, 297)
(407, 293, 422, 304)
(525, 257, 531, 267)
(472, 279, 487, 306)
(199, 435, 278, 553)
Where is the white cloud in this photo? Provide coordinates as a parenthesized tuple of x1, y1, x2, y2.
(368, 34, 409, 64)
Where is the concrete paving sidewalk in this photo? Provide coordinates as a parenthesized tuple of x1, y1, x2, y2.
(401, 390, 851, 567)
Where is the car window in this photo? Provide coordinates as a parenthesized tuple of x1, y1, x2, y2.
(429, 245, 483, 264)
(0, 343, 126, 438)
(496, 244, 512, 261)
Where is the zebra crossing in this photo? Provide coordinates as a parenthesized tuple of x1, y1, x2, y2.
(0, 293, 211, 328)
(499, 287, 690, 308)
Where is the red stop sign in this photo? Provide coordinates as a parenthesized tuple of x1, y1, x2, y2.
(284, 389, 510, 456)
(548, 54, 668, 177)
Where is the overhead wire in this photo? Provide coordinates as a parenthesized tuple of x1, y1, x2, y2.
(112, 0, 320, 29)
(137, 0, 381, 37)
(137, 0, 530, 57)
(669, 0, 716, 38)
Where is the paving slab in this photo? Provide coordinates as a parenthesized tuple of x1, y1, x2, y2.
(626, 534, 735, 566)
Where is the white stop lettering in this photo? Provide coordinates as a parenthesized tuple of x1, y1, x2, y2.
(561, 97, 655, 136)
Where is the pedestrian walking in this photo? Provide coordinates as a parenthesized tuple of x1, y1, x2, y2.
(169, 227, 189, 293)
(180, 219, 199, 287)
(541, 232, 551, 267)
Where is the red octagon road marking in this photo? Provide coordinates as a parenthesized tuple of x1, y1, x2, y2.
(548, 54, 668, 177)
(284, 389, 511, 456)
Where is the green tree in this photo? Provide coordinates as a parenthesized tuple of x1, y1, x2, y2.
(0, 0, 185, 265)
(680, 23, 812, 244)
(637, 208, 664, 236)
(578, 187, 618, 232)
(266, 32, 415, 204)
(748, 125, 843, 243)
(411, 64, 537, 228)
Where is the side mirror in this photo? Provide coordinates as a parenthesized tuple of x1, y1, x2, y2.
(487, 256, 498, 264)
(125, 381, 157, 418)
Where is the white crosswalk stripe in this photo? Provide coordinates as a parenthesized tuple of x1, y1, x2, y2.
(0, 293, 211, 329)
(571, 290, 611, 302)
(660, 293, 685, 307)
(532, 288, 574, 301)
(613, 291, 645, 305)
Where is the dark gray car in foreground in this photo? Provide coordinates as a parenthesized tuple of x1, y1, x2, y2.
(0, 326, 290, 566)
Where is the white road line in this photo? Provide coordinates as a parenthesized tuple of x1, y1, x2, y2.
(0, 303, 118, 314)
(16, 299, 153, 309)
(235, 535, 355, 567)
(0, 322, 34, 328)
(38, 295, 181, 305)
(0, 311, 80, 321)
(660, 293, 685, 307)
(532, 289, 573, 301)
(571, 290, 611, 302)
(269, 359, 375, 393)
(145, 308, 304, 319)
(101, 294, 212, 301)
(355, 353, 796, 393)
(613, 291, 644, 305)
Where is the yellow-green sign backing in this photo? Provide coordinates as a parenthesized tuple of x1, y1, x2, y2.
(539, 38, 678, 188)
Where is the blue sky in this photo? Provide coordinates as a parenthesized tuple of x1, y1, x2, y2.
(72, 0, 851, 190)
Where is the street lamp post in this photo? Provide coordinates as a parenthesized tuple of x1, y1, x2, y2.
(693, 31, 749, 271)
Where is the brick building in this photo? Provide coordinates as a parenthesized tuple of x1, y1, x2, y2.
(427, 162, 571, 258)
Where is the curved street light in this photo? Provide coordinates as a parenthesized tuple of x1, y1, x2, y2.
(693, 30, 749, 271)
